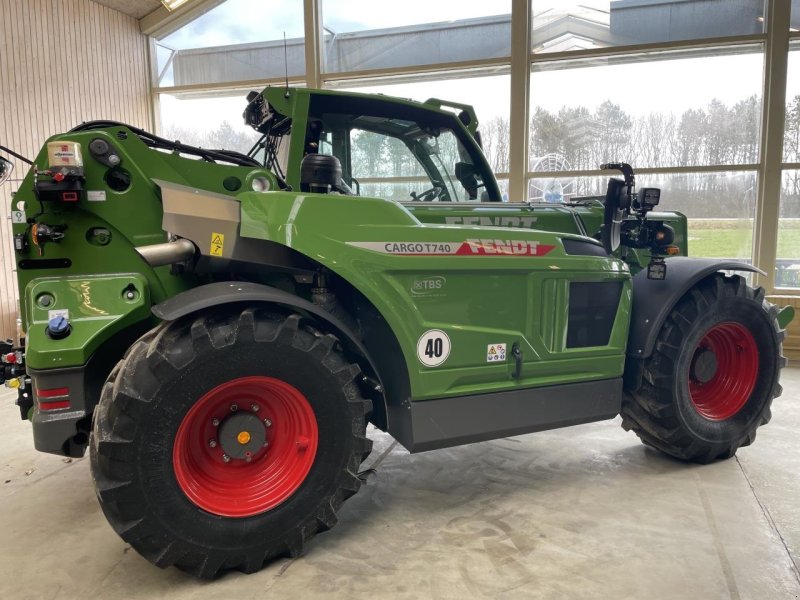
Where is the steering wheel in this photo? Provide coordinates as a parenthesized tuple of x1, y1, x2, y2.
(410, 185, 444, 202)
(601, 178, 627, 254)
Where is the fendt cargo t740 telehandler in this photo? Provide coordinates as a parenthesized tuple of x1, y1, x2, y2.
(0, 86, 793, 578)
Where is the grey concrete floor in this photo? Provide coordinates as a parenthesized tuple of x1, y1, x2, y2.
(2, 371, 800, 600)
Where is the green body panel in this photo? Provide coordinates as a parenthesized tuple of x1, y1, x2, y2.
(11, 129, 277, 368)
(238, 190, 632, 400)
(24, 274, 151, 369)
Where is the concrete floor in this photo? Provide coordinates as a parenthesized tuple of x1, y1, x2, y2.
(1, 372, 799, 600)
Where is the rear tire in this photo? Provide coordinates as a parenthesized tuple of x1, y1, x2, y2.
(90, 307, 372, 578)
(621, 274, 786, 463)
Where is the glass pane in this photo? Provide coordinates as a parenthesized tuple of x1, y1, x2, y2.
(326, 72, 511, 173)
(785, 46, 800, 163)
(532, 0, 766, 54)
(529, 49, 763, 171)
(158, 92, 261, 155)
(793, 0, 800, 30)
(156, 0, 305, 88)
(527, 171, 757, 260)
(322, 0, 511, 73)
(777, 169, 800, 288)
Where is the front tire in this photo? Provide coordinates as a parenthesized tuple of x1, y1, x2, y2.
(622, 274, 786, 463)
(90, 307, 372, 578)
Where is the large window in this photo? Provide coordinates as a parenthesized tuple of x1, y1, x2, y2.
(321, 0, 512, 73)
(529, 49, 764, 172)
(158, 92, 261, 155)
(785, 46, 800, 163)
(531, 0, 766, 54)
(155, 0, 305, 88)
(778, 170, 800, 288)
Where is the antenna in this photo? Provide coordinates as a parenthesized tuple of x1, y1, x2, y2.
(283, 32, 290, 98)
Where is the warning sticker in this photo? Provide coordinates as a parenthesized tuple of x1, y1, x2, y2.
(11, 209, 26, 223)
(210, 232, 225, 256)
(87, 190, 107, 202)
(347, 239, 555, 257)
(486, 343, 507, 362)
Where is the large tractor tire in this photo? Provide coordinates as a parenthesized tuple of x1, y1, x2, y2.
(621, 273, 786, 463)
(90, 307, 372, 578)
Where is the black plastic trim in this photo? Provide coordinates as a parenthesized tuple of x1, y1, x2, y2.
(562, 238, 607, 257)
(627, 257, 764, 359)
(18, 259, 72, 270)
(401, 378, 622, 453)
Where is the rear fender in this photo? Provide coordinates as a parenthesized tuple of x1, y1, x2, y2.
(152, 282, 391, 430)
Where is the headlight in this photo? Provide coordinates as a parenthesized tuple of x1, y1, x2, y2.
(251, 176, 271, 192)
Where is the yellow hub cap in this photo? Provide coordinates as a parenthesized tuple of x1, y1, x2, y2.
(237, 431, 251, 445)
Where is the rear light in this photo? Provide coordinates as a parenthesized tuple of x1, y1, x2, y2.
(36, 387, 70, 411)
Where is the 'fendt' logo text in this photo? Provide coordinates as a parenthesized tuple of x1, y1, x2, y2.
(460, 239, 555, 256)
(445, 216, 537, 228)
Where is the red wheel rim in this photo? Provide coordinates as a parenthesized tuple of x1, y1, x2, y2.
(173, 376, 318, 517)
(688, 322, 759, 421)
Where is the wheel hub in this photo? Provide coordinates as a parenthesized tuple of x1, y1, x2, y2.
(690, 348, 718, 384)
(218, 411, 266, 460)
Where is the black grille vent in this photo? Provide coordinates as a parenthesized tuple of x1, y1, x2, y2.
(566, 281, 623, 348)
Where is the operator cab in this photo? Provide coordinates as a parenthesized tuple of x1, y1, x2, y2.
(243, 88, 502, 202)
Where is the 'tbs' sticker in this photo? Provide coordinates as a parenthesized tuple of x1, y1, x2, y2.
(417, 330, 451, 367)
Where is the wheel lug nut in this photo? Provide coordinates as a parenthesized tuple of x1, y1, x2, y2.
(222, 454, 230, 463)
(230, 404, 238, 412)
(251, 404, 260, 412)
(263, 441, 269, 448)
(245, 452, 252, 463)
(264, 418, 272, 427)
(209, 439, 217, 448)
(211, 418, 220, 427)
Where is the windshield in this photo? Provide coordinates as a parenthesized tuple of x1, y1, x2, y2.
(307, 94, 497, 202)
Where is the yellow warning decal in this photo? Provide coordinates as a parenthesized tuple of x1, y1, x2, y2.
(210, 232, 225, 256)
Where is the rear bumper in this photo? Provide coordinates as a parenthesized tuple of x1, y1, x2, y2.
(28, 365, 91, 457)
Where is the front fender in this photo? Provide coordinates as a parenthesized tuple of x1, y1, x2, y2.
(627, 257, 764, 360)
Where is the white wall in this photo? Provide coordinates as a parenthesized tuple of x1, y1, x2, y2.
(0, 0, 152, 340)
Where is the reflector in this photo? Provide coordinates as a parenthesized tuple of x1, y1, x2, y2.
(0, 156, 13, 186)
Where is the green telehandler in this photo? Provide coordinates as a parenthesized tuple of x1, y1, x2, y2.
(0, 86, 792, 577)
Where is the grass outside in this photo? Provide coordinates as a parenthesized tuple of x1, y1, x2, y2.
(688, 219, 800, 259)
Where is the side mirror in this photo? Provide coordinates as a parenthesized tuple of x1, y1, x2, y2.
(455, 162, 479, 200)
(0, 156, 13, 186)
